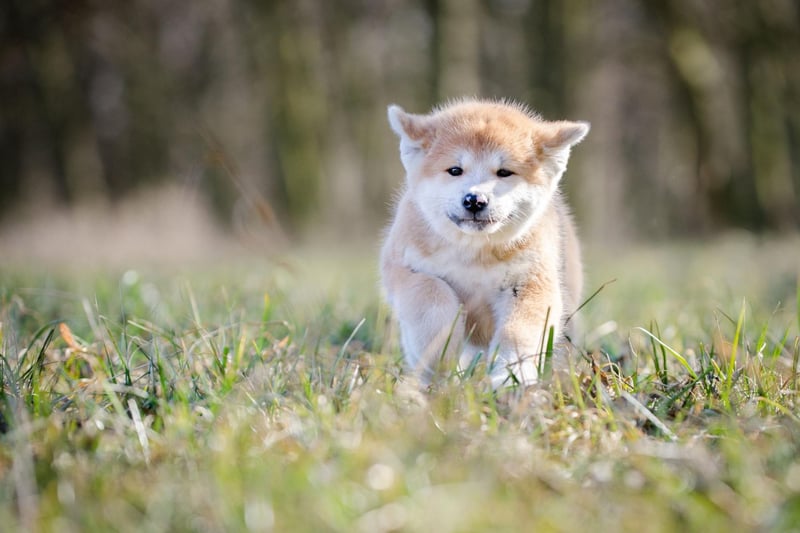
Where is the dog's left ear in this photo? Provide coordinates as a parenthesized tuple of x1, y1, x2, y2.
(536, 120, 590, 180)
(388, 105, 435, 172)
(540, 121, 590, 151)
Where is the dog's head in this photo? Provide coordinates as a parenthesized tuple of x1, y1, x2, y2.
(388, 99, 589, 245)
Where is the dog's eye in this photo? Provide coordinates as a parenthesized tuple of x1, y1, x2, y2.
(496, 168, 514, 178)
(446, 166, 464, 176)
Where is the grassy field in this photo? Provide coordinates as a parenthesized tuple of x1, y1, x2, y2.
(1, 234, 799, 532)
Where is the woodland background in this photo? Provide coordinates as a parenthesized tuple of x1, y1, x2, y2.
(1, 0, 799, 250)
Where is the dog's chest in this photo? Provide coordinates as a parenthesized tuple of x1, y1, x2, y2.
(405, 245, 532, 308)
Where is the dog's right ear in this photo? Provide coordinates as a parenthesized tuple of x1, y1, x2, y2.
(388, 105, 433, 172)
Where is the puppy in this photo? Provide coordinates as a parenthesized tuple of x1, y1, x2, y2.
(380, 99, 589, 388)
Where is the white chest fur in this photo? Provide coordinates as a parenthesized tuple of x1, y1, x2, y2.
(403, 243, 534, 312)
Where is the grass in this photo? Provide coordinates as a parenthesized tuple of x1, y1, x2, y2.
(1, 235, 799, 532)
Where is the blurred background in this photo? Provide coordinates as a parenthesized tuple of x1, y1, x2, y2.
(1, 0, 799, 263)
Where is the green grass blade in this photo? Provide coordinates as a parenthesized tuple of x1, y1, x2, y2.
(756, 396, 800, 423)
(796, 275, 800, 334)
(620, 391, 677, 441)
(635, 327, 697, 379)
(564, 278, 616, 326)
(724, 300, 746, 410)
(538, 307, 552, 378)
(771, 326, 791, 359)
(647, 321, 663, 384)
(541, 325, 555, 379)
(791, 337, 799, 391)
(330, 317, 366, 388)
(17, 320, 61, 375)
(461, 350, 483, 380)
(20, 327, 54, 385)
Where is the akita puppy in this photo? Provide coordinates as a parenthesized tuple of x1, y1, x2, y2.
(381, 99, 589, 388)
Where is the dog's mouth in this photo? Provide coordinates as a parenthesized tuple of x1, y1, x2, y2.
(448, 213, 497, 231)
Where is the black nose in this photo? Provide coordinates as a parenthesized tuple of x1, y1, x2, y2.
(462, 193, 488, 213)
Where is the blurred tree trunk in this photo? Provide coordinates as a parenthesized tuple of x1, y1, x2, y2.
(261, 1, 327, 231)
(423, 0, 442, 103)
(738, 3, 799, 230)
(435, 0, 480, 99)
(4, 0, 72, 205)
(526, 0, 566, 117)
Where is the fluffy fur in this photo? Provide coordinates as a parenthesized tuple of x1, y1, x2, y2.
(381, 99, 589, 388)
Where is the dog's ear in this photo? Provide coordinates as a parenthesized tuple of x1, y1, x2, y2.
(535, 120, 590, 181)
(387, 105, 432, 141)
(539, 120, 590, 151)
(388, 105, 434, 172)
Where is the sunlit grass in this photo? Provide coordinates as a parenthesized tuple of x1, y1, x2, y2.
(1, 236, 799, 532)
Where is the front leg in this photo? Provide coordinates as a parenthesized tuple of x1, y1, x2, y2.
(488, 275, 563, 389)
(383, 262, 465, 383)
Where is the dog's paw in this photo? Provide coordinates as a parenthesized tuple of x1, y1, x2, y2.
(488, 352, 539, 389)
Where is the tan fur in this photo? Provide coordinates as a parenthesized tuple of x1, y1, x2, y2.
(381, 99, 589, 388)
